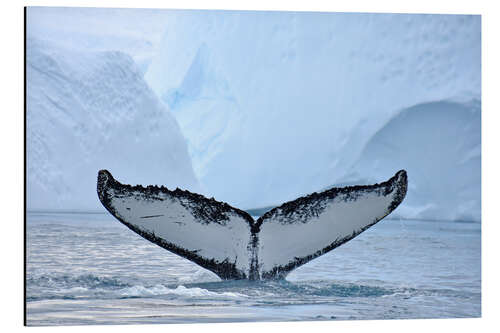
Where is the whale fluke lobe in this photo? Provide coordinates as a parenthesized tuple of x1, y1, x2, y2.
(97, 170, 407, 280)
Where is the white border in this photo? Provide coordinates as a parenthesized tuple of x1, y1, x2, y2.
(16, 0, 485, 14)
(4, 0, 498, 332)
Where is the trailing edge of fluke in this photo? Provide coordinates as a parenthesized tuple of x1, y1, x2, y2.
(97, 169, 407, 280)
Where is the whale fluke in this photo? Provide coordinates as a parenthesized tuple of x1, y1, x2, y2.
(97, 170, 407, 280)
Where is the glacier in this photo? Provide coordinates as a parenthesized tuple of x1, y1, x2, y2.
(26, 35, 200, 211)
(26, 8, 481, 222)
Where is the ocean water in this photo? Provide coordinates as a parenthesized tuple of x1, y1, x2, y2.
(26, 212, 481, 326)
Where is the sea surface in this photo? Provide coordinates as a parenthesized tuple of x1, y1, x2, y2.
(26, 212, 481, 326)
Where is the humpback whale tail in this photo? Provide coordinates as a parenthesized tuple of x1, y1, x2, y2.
(97, 170, 407, 280)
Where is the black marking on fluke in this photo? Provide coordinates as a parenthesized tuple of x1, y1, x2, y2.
(97, 169, 408, 280)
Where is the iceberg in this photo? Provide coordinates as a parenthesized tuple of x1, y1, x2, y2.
(145, 11, 481, 220)
(26, 36, 200, 211)
(26, 8, 481, 222)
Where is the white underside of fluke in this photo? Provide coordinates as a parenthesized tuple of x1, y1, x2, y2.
(108, 191, 253, 275)
(97, 170, 407, 280)
(258, 191, 394, 275)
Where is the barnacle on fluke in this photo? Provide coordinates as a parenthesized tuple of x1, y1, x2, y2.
(97, 169, 407, 280)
